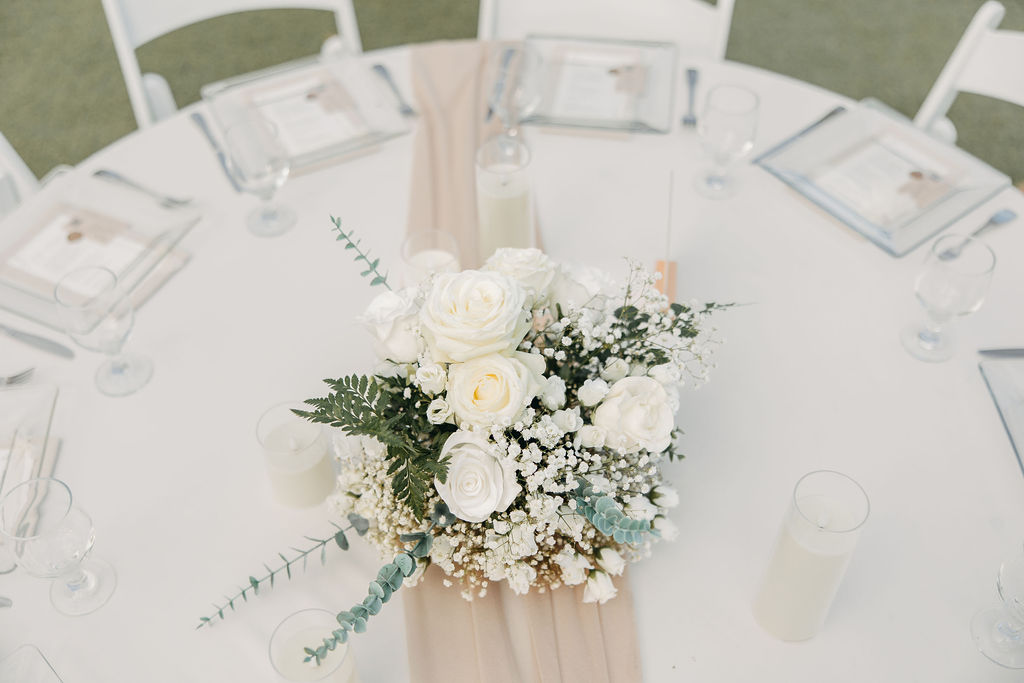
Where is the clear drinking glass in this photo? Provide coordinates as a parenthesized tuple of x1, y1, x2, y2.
(225, 117, 296, 237)
(0, 477, 116, 616)
(694, 84, 759, 199)
(400, 229, 460, 286)
(972, 553, 1024, 669)
(900, 233, 996, 362)
(54, 266, 152, 396)
(487, 44, 543, 138)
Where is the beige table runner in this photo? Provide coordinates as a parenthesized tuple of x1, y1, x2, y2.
(401, 40, 642, 683)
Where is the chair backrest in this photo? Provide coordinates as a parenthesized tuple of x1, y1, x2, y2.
(101, 0, 362, 128)
(0, 132, 38, 215)
(914, 1, 1024, 136)
(477, 0, 735, 60)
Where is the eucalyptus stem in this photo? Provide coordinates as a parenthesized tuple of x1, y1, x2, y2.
(330, 216, 391, 290)
(196, 515, 370, 630)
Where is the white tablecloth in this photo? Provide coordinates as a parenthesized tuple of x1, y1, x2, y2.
(2, 45, 1024, 683)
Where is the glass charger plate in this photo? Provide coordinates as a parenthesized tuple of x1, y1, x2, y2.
(0, 169, 198, 330)
(519, 35, 677, 134)
(201, 54, 411, 173)
(0, 645, 63, 682)
(979, 359, 1024, 476)
(754, 104, 1009, 257)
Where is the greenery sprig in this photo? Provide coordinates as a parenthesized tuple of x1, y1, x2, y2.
(574, 479, 659, 545)
(331, 216, 391, 290)
(196, 513, 370, 630)
(303, 502, 455, 665)
(296, 375, 451, 519)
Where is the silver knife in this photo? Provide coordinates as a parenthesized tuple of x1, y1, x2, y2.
(979, 348, 1024, 359)
(0, 323, 75, 358)
(190, 112, 242, 193)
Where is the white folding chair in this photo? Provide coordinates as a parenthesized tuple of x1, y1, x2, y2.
(101, 0, 363, 129)
(477, 0, 735, 60)
(0, 132, 39, 217)
(914, 0, 1024, 143)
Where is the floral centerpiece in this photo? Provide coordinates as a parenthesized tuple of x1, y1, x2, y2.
(199, 221, 723, 665)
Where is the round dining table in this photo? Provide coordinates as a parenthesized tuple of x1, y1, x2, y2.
(3, 43, 1024, 683)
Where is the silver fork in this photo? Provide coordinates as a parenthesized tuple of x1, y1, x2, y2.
(681, 68, 699, 128)
(92, 169, 193, 209)
(0, 367, 33, 387)
(372, 63, 416, 117)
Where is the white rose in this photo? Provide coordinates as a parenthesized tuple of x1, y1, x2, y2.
(360, 289, 421, 363)
(552, 407, 583, 433)
(651, 485, 679, 509)
(550, 263, 614, 311)
(419, 270, 532, 363)
(653, 515, 679, 541)
(648, 363, 682, 386)
(596, 548, 626, 576)
(426, 398, 454, 425)
(624, 494, 658, 521)
(577, 378, 609, 407)
(446, 352, 542, 428)
(582, 570, 618, 604)
(415, 361, 447, 396)
(574, 424, 606, 449)
(592, 376, 674, 453)
(434, 431, 521, 523)
(540, 375, 567, 410)
(555, 548, 591, 586)
(600, 358, 629, 382)
(483, 248, 557, 303)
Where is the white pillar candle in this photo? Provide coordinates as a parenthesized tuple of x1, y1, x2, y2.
(752, 470, 869, 641)
(257, 403, 335, 508)
(476, 135, 534, 262)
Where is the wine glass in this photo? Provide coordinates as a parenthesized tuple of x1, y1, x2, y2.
(0, 477, 116, 616)
(54, 265, 152, 396)
(224, 116, 296, 237)
(972, 553, 1024, 668)
(694, 84, 759, 199)
(900, 233, 995, 362)
(488, 45, 543, 138)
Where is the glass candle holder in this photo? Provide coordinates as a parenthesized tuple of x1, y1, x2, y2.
(400, 229, 460, 286)
(269, 608, 357, 682)
(256, 403, 335, 508)
(752, 470, 870, 641)
(475, 134, 534, 263)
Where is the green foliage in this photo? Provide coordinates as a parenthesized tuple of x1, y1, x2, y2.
(573, 480, 659, 546)
(195, 516, 368, 630)
(302, 505, 451, 666)
(330, 216, 391, 290)
(295, 374, 451, 519)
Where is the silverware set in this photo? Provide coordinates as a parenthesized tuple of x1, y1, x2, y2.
(939, 208, 1017, 260)
(0, 367, 33, 387)
(681, 67, 699, 128)
(92, 168, 193, 209)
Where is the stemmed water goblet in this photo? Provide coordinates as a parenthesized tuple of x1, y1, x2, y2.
(900, 233, 995, 362)
(54, 265, 152, 396)
(694, 84, 759, 199)
(488, 45, 543, 138)
(972, 553, 1024, 669)
(0, 477, 116, 616)
(225, 116, 296, 237)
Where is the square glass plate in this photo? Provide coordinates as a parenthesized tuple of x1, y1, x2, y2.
(519, 35, 677, 134)
(754, 104, 1009, 256)
(201, 54, 411, 172)
(0, 645, 63, 683)
(0, 169, 198, 329)
(979, 360, 1024, 476)
(755, 104, 1010, 256)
